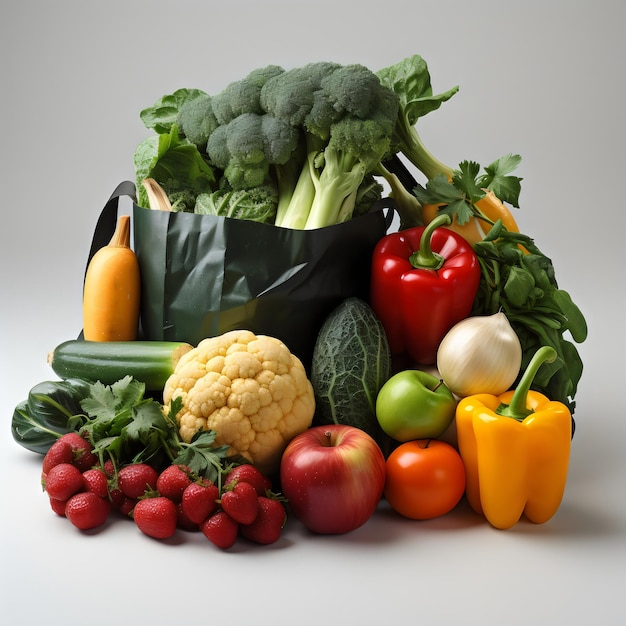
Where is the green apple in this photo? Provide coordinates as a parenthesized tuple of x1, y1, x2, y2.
(375, 370, 456, 441)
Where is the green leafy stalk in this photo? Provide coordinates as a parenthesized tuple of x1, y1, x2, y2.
(472, 224, 588, 413)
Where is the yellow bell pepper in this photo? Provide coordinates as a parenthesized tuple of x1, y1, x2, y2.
(456, 346, 572, 530)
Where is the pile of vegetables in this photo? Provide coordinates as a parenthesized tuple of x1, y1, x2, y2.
(10, 52, 590, 539)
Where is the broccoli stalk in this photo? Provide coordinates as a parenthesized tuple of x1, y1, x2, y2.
(389, 113, 454, 180)
(304, 145, 368, 229)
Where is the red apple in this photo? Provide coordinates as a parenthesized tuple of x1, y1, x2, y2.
(279, 424, 386, 534)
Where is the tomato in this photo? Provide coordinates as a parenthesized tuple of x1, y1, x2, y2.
(384, 439, 466, 520)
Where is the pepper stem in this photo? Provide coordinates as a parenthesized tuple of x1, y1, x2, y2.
(409, 214, 451, 270)
(497, 346, 557, 421)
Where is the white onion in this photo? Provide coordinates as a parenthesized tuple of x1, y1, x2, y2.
(436, 312, 522, 397)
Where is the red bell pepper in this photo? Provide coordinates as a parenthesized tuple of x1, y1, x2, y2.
(370, 214, 481, 365)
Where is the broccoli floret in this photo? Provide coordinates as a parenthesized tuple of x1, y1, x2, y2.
(194, 182, 278, 223)
(207, 111, 301, 191)
(260, 62, 341, 128)
(176, 93, 220, 152)
(211, 65, 285, 125)
(305, 64, 389, 139)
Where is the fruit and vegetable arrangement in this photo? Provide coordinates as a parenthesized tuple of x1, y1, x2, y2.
(11, 54, 587, 547)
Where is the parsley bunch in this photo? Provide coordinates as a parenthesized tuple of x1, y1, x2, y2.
(413, 154, 523, 227)
(79, 377, 234, 482)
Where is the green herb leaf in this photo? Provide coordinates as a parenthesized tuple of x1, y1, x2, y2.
(413, 174, 462, 205)
(174, 430, 233, 484)
(80, 376, 146, 422)
(453, 160, 485, 204)
(477, 154, 523, 207)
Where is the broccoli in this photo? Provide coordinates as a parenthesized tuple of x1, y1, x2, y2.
(211, 65, 285, 125)
(176, 93, 219, 152)
(259, 62, 341, 128)
(259, 62, 399, 229)
(206, 111, 301, 192)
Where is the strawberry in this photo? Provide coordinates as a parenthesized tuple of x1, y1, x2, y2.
(59, 432, 98, 471)
(102, 459, 116, 478)
(44, 463, 85, 501)
(65, 491, 111, 530)
(82, 468, 109, 498)
(49, 496, 67, 517)
(156, 464, 192, 503)
(224, 464, 272, 496)
(181, 480, 219, 525)
(221, 481, 259, 525)
(42, 439, 75, 475)
(118, 497, 138, 517)
(240, 496, 287, 545)
(176, 502, 200, 532)
(108, 486, 126, 511)
(133, 496, 178, 539)
(201, 511, 239, 549)
(117, 463, 159, 499)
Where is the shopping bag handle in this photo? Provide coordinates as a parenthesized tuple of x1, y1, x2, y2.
(84, 180, 137, 280)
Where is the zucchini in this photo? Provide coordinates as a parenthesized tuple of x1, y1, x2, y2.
(48, 340, 194, 391)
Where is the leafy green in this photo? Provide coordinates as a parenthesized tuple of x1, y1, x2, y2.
(472, 223, 588, 413)
(11, 379, 91, 454)
(376, 54, 459, 181)
(140, 88, 208, 134)
(194, 184, 278, 223)
(133, 124, 217, 210)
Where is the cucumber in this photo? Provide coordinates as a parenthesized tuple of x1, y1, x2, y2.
(48, 340, 194, 391)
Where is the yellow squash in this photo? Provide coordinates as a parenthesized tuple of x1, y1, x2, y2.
(422, 189, 520, 245)
(83, 215, 141, 341)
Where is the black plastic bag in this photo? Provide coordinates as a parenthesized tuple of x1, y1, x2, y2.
(86, 181, 394, 369)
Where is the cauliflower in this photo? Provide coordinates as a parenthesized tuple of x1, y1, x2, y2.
(163, 329, 315, 475)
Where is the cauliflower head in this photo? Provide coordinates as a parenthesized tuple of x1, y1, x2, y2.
(163, 329, 315, 475)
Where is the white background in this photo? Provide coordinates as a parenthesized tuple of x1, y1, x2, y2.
(1, 1, 625, 624)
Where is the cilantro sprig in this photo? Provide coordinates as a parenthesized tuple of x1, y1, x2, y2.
(413, 154, 523, 226)
(79, 377, 233, 483)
